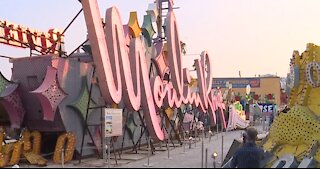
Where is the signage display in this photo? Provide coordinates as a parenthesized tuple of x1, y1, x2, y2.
(258, 104, 275, 113)
(212, 78, 261, 88)
(81, 0, 226, 141)
(105, 108, 123, 137)
(0, 20, 65, 54)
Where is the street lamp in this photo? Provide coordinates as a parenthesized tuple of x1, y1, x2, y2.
(208, 130, 213, 142)
(212, 152, 218, 168)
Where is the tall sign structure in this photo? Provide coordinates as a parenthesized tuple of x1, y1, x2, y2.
(81, 0, 226, 140)
(264, 43, 320, 166)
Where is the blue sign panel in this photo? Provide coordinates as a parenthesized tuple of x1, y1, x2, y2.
(258, 104, 275, 113)
(212, 78, 260, 88)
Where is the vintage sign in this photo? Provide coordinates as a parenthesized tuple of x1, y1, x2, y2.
(104, 108, 123, 137)
(212, 78, 261, 88)
(258, 104, 276, 113)
(81, 0, 226, 141)
(0, 20, 65, 54)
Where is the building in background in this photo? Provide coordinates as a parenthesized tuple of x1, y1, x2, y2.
(212, 76, 281, 106)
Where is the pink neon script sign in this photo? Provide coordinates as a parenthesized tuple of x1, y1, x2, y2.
(81, 0, 226, 141)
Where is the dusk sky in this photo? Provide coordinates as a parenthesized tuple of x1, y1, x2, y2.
(1, 0, 320, 79)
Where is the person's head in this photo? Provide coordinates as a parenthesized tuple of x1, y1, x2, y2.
(246, 127, 258, 142)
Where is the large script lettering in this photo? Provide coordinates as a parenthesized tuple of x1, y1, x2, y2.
(81, 0, 226, 141)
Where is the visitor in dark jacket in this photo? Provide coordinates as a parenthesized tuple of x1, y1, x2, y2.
(230, 127, 264, 168)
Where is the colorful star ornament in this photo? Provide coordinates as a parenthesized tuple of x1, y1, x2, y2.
(0, 73, 26, 129)
(165, 107, 174, 128)
(146, 2, 158, 22)
(0, 72, 9, 93)
(128, 11, 142, 38)
(126, 112, 138, 139)
(30, 66, 67, 121)
(68, 77, 96, 120)
(141, 14, 156, 47)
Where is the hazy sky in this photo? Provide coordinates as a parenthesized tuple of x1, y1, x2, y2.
(1, 0, 320, 79)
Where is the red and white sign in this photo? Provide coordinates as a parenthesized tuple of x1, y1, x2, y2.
(0, 20, 65, 54)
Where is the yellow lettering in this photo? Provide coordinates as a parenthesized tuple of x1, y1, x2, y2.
(19, 25, 28, 46)
(0, 19, 65, 53)
(48, 29, 64, 54)
(30, 31, 41, 51)
(10, 24, 20, 46)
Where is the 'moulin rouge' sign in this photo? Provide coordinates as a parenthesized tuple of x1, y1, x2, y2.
(81, 0, 226, 141)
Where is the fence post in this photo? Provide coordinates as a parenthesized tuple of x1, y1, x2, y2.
(143, 136, 153, 167)
(205, 148, 208, 168)
(221, 135, 224, 165)
(107, 140, 111, 168)
(61, 148, 65, 168)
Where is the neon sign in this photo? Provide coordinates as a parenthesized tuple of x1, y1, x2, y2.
(0, 20, 65, 54)
(81, 0, 226, 141)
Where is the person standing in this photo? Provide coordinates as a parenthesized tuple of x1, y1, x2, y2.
(230, 127, 264, 168)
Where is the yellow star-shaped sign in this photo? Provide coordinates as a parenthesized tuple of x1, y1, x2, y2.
(128, 11, 142, 38)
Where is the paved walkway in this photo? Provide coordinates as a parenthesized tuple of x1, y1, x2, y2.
(18, 124, 266, 168)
